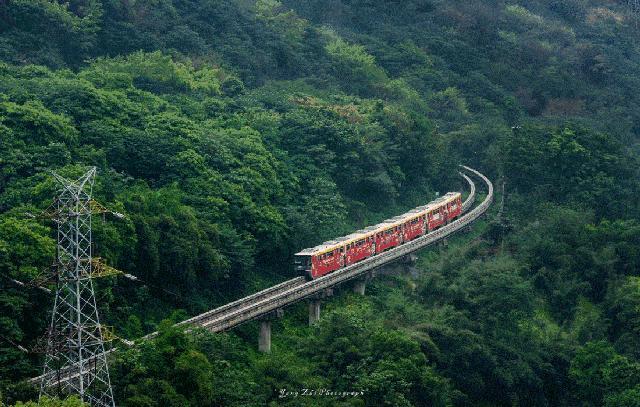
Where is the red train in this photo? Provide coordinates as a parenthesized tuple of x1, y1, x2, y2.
(294, 192, 463, 279)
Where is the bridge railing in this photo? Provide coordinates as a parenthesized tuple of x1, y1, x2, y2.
(460, 171, 476, 213)
(200, 165, 493, 331)
(32, 165, 492, 387)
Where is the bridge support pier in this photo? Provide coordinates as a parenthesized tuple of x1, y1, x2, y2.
(353, 279, 366, 295)
(258, 320, 271, 353)
(308, 289, 333, 325)
(439, 238, 449, 252)
(309, 300, 321, 325)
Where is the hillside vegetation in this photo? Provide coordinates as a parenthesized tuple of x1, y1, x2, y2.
(1, 1, 640, 406)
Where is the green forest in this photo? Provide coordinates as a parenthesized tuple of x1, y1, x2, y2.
(1, 0, 640, 405)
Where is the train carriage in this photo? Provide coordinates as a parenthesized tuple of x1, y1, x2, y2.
(374, 219, 404, 254)
(401, 211, 427, 242)
(427, 201, 447, 230)
(343, 230, 376, 266)
(294, 191, 464, 280)
(294, 242, 344, 279)
(446, 192, 463, 221)
(426, 192, 462, 230)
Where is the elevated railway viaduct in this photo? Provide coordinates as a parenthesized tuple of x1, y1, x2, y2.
(32, 165, 493, 388)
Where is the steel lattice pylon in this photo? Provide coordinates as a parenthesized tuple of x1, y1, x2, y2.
(40, 168, 115, 407)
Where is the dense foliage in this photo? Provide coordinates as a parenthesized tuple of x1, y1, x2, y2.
(1, 0, 640, 406)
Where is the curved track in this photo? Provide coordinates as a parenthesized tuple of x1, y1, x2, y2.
(185, 166, 481, 330)
(198, 166, 492, 332)
(32, 165, 492, 387)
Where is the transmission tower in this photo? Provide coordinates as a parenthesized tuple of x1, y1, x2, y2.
(39, 167, 115, 407)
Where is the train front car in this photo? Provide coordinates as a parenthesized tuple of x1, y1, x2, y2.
(295, 242, 345, 280)
(293, 251, 313, 279)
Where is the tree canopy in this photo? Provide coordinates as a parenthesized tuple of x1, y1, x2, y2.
(1, 0, 640, 406)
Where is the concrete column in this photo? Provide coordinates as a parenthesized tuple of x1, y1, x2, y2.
(353, 280, 366, 295)
(308, 299, 321, 325)
(258, 320, 271, 353)
(439, 237, 449, 251)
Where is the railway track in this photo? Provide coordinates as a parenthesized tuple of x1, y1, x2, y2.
(198, 165, 491, 332)
(175, 278, 307, 331)
(460, 171, 476, 213)
(32, 165, 492, 387)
